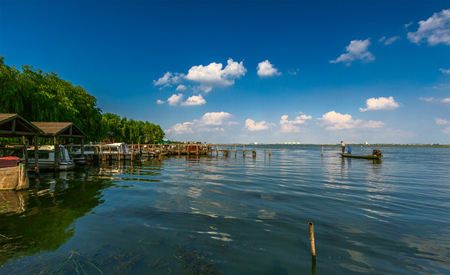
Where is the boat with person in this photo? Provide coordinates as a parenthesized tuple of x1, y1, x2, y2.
(340, 149, 383, 159)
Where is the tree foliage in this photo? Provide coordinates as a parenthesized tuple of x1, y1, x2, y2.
(101, 113, 164, 143)
(0, 57, 164, 143)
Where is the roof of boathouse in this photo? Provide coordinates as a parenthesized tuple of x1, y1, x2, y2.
(31, 122, 87, 138)
(0, 113, 43, 137)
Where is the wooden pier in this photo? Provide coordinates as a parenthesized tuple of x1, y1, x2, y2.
(66, 143, 270, 163)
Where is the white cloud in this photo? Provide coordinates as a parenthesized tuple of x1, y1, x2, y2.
(330, 39, 375, 65)
(404, 21, 413, 29)
(443, 127, 450, 134)
(185, 58, 246, 93)
(197, 112, 232, 126)
(440, 68, 450, 74)
(176, 84, 187, 91)
(257, 60, 282, 77)
(156, 99, 165, 104)
(407, 9, 450, 46)
(359, 96, 400, 112)
(245, 119, 273, 131)
(153, 72, 185, 87)
(181, 95, 206, 106)
(379, 36, 386, 42)
(165, 112, 235, 135)
(435, 117, 449, 125)
(279, 114, 312, 133)
(384, 36, 400, 45)
(165, 122, 194, 134)
(420, 96, 450, 102)
(167, 93, 184, 106)
(319, 111, 384, 130)
(420, 97, 435, 102)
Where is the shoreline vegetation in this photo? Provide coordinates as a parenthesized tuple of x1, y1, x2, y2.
(0, 56, 164, 144)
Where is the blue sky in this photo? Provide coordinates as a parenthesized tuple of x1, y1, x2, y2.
(1, 1, 449, 144)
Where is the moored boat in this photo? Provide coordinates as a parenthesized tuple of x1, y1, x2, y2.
(340, 149, 383, 159)
(340, 153, 383, 159)
(25, 145, 74, 170)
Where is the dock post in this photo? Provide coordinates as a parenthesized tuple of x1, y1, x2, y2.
(264, 148, 266, 157)
(235, 145, 237, 158)
(308, 222, 316, 259)
(252, 151, 256, 158)
(321, 146, 323, 157)
(131, 143, 134, 161)
(269, 148, 271, 157)
(243, 144, 245, 157)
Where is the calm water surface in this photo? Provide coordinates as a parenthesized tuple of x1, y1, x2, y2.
(1, 145, 449, 274)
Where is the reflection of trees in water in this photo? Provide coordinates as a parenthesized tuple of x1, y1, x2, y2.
(0, 171, 113, 265)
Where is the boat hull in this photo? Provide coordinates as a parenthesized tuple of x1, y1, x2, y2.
(340, 153, 383, 159)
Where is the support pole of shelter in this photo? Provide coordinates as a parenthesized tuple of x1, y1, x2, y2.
(81, 138, 85, 155)
(34, 136, 40, 174)
(22, 136, 29, 169)
(54, 136, 60, 171)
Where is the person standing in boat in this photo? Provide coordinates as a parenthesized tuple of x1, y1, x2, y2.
(340, 141, 345, 154)
(347, 146, 352, 155)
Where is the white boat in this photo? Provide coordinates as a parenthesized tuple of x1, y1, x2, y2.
(99, 143, 132, 159)
(25, 145, 74, 171)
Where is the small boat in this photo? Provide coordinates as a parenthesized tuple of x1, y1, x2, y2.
(340, 149, 383, 159)
(25, 145, 74, 170)
(340, 153, 383, 159)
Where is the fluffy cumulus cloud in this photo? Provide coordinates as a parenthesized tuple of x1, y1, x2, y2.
(165, 93, 206, 106)
(182, 95, 206, 106)
(245, 119, 274, 131)
(166, 122, 195, 134)
(319, 111, 384, 130)
(330, 39, 375, 65)
(185, 59, 247, 93)
(257, 60, 282, 77)
(359, 96, 400, 112)
(176, 85, 187, 91)
(279, 114, 312, 133)
(165, 112, 235, 135)
(167, 93, 184, 106)
(407, 9, 450, 46)
(156, 99, 165, 104)
(153, 72, 185, 87)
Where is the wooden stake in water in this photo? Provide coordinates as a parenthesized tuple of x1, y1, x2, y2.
(308, 222, 316, 259)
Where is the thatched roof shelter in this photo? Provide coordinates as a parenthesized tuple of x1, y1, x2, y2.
(0, 113, 43, 137)
(31, 122, 86, 138)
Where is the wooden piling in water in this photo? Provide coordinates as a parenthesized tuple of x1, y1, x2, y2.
(269, 148, 271, 157)
(308, 222, 316, 259)
(321, 146, 323, 157)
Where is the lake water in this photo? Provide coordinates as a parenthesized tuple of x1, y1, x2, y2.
(1, 145, 449, 274)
